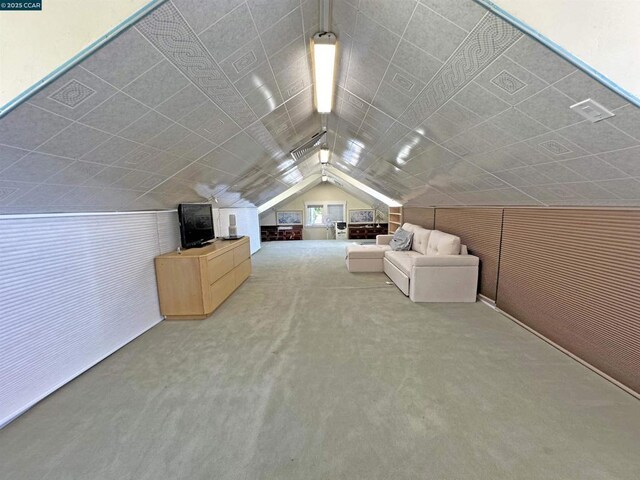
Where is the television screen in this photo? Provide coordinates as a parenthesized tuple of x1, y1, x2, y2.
(178, 203, 215, 248)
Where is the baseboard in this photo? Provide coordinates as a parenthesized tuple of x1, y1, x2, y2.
(495, 307, 640, 401)
(477, 294, 496, 307)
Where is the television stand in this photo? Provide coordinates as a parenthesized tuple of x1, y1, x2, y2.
(154, 236, 251, 320)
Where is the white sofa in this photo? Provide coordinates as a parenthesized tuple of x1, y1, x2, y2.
(345, 223, 479, 302)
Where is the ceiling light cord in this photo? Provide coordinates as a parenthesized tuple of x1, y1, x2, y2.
(320, 0, 331, 32)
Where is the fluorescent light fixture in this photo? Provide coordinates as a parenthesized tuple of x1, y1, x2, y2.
(319, 147, 329, 164)
(322, 175, 328, 182)
(312, 32, 337, 113)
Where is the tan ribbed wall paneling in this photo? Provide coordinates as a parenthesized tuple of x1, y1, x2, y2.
(402, 207, 435, 229)
(434, 208, 503, 300)
(497, 208, 640, 393)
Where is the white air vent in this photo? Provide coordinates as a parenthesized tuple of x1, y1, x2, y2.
(290, 131, 327, 161)
(570, 98, 615, 123)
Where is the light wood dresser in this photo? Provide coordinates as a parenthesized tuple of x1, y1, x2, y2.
(154, 236, 251, 320)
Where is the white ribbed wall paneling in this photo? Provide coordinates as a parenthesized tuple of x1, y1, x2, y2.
(0, 210, 180, 427)
(157, 210, 181, 253)
(213, 207, 261, 254)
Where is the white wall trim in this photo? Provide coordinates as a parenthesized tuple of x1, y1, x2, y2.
(0, 209, 177, 220)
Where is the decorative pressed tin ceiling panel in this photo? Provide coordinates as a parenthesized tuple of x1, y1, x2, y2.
(491, 71, 527, 95)
(539, 139, 572, 156)
(136, 1, 257, 128)
(48, 80, 96, 109)
(399, 13, 523, 128)
(0, 0, 639, 214)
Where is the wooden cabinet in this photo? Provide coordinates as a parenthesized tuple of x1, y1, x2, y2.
(154, 236, 251, 320)
(348, 224, 388, 239)
(388, 206, 403, 234)
(260, 225, 303, 241)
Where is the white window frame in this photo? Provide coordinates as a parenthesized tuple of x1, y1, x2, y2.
(304, 201, 346, 227)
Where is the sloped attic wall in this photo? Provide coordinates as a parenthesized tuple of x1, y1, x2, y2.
(325, 0, 640, 207)
(1, 0, 639, 214)
(0, 0, 323, 213)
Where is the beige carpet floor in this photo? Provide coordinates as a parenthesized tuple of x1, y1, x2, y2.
(1, 240, 639, 479)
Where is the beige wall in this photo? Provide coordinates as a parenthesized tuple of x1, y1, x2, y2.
(0, 0, 152, 107)
(260, 183, 385, 240)
(492, 0, 640, 98)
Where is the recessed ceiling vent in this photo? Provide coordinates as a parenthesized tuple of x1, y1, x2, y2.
(570, 98, 615, 123)
(290, 131, 327, 161)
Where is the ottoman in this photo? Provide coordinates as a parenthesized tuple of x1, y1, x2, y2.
(345, 244, 389, 272)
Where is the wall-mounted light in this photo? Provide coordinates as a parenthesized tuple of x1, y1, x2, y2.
(322, 175, 328, 182)
(312, 32, 337, 113)
(319, 146, 329, 164)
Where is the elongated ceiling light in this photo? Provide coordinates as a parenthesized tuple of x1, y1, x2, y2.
(319, 146, 329, 164)
(312, 32, 337, 113)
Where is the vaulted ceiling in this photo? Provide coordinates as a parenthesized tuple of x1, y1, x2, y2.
(1, 0, 639, 214)
(262, 174, 390, 217)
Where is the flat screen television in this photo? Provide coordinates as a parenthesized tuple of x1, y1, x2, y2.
(178, 203, 215, 248)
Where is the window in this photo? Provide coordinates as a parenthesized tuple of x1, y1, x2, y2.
(327, 204, 344, 222)
(305, 201, 345, 226)
(306, 204, 324, 225)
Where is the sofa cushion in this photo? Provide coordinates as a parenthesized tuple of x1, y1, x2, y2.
(389, 228, 413, 251)
(346, 244, 390, 259)
(401, 222, 420, 234)
(412, 254, 479, 267)
(376, 234, 394, 246)
(426, 230, 461, 256)
(411, 227, 431, 255)
(385, 250, 422, 275)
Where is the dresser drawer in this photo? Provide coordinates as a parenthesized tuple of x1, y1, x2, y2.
(233, 240, 251, 266)
(207, 250, 234, 285)
(209, 270, 236, 312)
(234, 258, 251, 287)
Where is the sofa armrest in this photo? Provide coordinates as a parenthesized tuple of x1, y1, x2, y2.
(412, 255, 479, 267)
(376, 234, 394, 245)
(409, 256, 479, 302)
